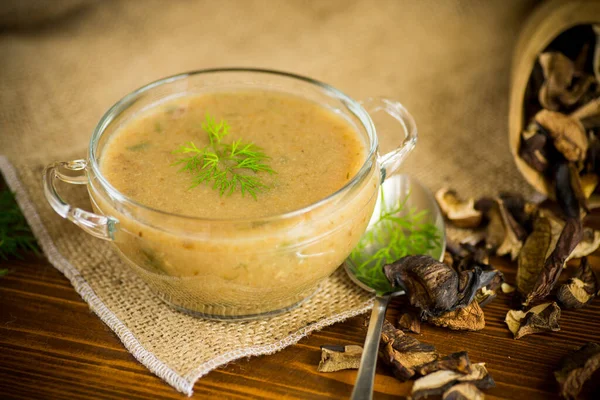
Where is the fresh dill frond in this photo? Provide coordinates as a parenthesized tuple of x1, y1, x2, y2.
(348, 188, 442, 294)
(0, 190, 39, 261)
(173, 114, 275, 198)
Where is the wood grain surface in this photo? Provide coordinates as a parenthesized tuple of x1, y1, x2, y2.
(2, 246, 600, 400)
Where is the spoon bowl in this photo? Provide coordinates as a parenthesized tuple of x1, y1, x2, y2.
(345, 174, 445, 400)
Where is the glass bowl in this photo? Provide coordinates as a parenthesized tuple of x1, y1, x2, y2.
(43, 68, 418, 319)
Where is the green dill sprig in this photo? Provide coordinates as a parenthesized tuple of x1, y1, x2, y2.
(173, 114, 275, 198)
(0, 190, 39, 262)
(348, 188, 442, 294)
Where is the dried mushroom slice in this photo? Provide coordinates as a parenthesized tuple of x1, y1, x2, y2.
(379, 319, 437, 381)
(557, 257, 599, 309)
(384, 256, 459, 316)
(411, 363, 495, 400)
(569, 164, 596, 212)
(517, 214, 557, 295)
(505, 302, 561, 339)
(538, 52, 595, 111)
(416, 351, 472, 376)
(501, 283, 516, 294)
(519, 122, 550, 173)
(383, 255, 499, 317)
(442, 383, 485, 400)
(525, 218, 583, 306)
(499, 191, 537, 234)
(567, 227, 600, 261)
(397, 312, 421, 334)
(535, 110, 588, 163)
(555, 342, 600, 400)
(317, 345, 363, 372)
(572, 98, 600, 130)
(435, 189, 483, 229)
(485, 198, 525, 260)
(426, 301, 485, 331)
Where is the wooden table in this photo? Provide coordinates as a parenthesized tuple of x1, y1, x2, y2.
(2, 248, 600, 400)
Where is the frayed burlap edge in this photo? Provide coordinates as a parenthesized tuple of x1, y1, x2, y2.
(0, 155, 374, 396)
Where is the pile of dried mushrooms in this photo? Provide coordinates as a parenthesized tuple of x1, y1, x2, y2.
(318, 319, 495, 399)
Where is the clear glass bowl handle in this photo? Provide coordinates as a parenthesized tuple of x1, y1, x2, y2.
(43, 159, 117, 240)
(361, 97, 418, 182)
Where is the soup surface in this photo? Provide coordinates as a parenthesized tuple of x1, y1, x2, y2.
(100, 90, 366, 218)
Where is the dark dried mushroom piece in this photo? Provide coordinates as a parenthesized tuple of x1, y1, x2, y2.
(525, 217, 583, 306)
(383, 255, 499, 317)
(384, 256, 459, 316)
(557, 257, 599, 309)
(519, 122, 550, 172)
(535, 110, 588, 163)
(442, 383, 485, 400)
(397, 312, 421, 334)
(517, 214, 557, 295)
(485, 198, 525, 259)
(498, 191, 537, 234)
(426, 301, 485, 331)
(317, 344, 363, 372)
(379, 319, 437, 381)
(411, 363, 495, 400)
(555, 342, 600, 400)
(505, 302, 561, 339)
(415, 351, 472, 376)
(538, 52, 595, 111)
(435, 189, 483, 229)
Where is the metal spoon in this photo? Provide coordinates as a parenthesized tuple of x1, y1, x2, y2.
(344, 174, 445, 400)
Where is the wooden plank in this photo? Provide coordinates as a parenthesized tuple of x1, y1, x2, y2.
(2, 251, 599, 399)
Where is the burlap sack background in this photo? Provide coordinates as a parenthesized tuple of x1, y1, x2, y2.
(0, 0, 538, 395)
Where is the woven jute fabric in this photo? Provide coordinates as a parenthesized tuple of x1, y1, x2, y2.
(1, 0, 537, 395)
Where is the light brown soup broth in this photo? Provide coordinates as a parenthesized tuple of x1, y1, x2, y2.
(100, 91, 365, 219)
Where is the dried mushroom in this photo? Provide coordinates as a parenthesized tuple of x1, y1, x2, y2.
(499, 192, 537, 234)
(555, 342, 600, 400)
(519, 122, 550, 172)
(517, 214, 558, 295)
(415, 352, 472, 376)
(557, 257, 599, 309)
(397, 312, 421, 334)
(535, 110, 588, 163)
(442, 383, 485, 400)
(525, 218, 583, 306)
(435, 189, 483, 229)
(317, 345, 363, 372)
(538, 52, 594, 111)
(426, 301, 485, 331)
(567, 227, 600, 261)
(505, 302, 561, 339)
(383, 255, 499, 317)
(379, 319, 437, 381)
(411, 363, 495, 400)
(485, 198, 525, 260)
(501, 283, 516, 294)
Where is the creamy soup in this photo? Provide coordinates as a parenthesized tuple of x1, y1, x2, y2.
(91, 90, 379, 318)
(100, 91, 365, 218)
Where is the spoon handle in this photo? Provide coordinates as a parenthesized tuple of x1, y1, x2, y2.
(351, 295, 391, 400)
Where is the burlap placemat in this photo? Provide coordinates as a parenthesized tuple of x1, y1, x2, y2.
(1, 0, 540, 395)
(0, 155, 375, 395)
